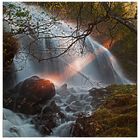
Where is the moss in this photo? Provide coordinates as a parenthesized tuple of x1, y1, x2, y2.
(107, 84, 137, 94)
(94, 107, 113, 120)
(96, 85, 137, 137)
(73, 85, 137, 137)
(101, 127, 136, 137)
(3, 32, 19, 71)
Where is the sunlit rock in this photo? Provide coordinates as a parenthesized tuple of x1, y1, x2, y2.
(4, 76, 55, 114)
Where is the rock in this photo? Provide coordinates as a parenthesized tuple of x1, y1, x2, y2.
(3, 21, 11, 32)
(60, 84, 67, 91)
(66, 94, 77, 104)
(89, 87, 109, 109)
(57, 84, 76, 96)
(72, 115, 98, 137)
(89, 87, 108, 98)
(4, 76, 55, 114)
(4, 76, 66, 136)
(16, 76, 55, 101)
(65, 106, 75, 112)
(32, 100, 65, 136)
(72, 85, 137, 137)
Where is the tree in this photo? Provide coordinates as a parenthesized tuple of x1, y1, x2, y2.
(101, 2, 137, 34)
(3, 2, 94, 63)
(3, 2, 137, 62)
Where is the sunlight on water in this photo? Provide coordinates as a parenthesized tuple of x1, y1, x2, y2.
(13, 2, 130, 87)
(3, 2, 133, 137)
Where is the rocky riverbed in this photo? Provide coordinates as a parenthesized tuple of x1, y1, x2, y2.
(3, 76, 137, 137)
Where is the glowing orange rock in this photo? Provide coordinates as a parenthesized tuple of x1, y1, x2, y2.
(4, 76, 55, 114)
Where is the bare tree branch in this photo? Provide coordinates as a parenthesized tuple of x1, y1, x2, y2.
(101, 2, 137, 34)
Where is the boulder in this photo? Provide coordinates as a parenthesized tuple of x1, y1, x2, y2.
(32, 100, 65, 135)
(4, 76, 55, 114)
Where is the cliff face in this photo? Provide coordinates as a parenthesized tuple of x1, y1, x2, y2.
(72, 85, 137, 137)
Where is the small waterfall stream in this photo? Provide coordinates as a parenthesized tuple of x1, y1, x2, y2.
(4, 2, 131, 137)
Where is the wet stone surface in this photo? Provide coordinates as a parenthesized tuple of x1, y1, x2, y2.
(4, 76, 55, 115)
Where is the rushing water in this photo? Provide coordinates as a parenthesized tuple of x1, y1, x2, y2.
(3, 85, 94, 137)
(3, 2, 131, 137)
(3, 108, 41, 137)
(11, 2, 130, 87)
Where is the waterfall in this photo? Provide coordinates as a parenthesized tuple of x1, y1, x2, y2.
(12, 2, 130, 88)
(3, 2, 132, 137)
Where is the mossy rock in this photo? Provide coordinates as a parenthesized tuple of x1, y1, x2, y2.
(72, 84, 137, 137)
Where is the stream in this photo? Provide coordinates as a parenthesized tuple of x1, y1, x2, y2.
(3, 2, 131, 137)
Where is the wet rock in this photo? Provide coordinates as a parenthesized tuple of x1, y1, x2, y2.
(32, 100, 65, 136)
(89, 87, 108, 97)
(66, 94, 77, 104)
(89, 87, 109, 109)
(72, 85, 137, 137)
(71, 88, 110, 137)
(4, 76, 55, 115)
(72, 115, 102, 137)
(57, 84, 76, 97)
(65, 106, 75, 112)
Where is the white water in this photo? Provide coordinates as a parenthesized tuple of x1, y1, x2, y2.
(3, 2, 131, 137)
(11, 2, 130, 87)
(3, 108, 41, 137)
(50, 121, 75, 137)
(49, 84, 94, 137)
(3, 85, 94, 137)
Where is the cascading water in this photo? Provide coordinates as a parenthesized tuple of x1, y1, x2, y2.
(3, 2, 131, 137)
(12, 2, 130, 87)
(3, 108, 41, 137)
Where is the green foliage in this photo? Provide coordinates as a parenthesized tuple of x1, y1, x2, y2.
(107, 84, 137, 94)
(4, 3, 31, 35)
(15, 10, 29, 17)
(3, 2, 137, 81)
(8, 3, 16, 9)
(5, 3, 30, 18)
(3, 32, 19, 70)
